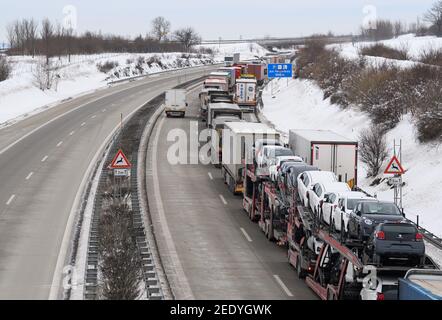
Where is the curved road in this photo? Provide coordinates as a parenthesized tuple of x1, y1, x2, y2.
(0, 66, 213, 300)
(146, 89, 316, 300)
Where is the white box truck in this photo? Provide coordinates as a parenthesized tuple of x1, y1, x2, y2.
(222, 122, 279, 194)
(289, 129, 358, 187)
(235, 78, 257, 109)
(224, 53, 240, 67)
(165, 89, 187, 118)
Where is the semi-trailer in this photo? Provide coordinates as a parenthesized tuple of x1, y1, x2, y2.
(289, 129, 358, 188)
(222, 122, 279, 195)
(235, 78, 258, 111)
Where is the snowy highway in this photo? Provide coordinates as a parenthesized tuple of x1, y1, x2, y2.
(144, 88, 316, 300)
(0, 67, 213, 299)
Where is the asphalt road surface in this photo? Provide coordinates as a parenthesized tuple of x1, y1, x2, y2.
(146, 88, 317, 300)
(0, 66, 214, 300)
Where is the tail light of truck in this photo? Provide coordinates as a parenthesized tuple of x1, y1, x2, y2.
(377, 293, 385, 301)
(376, 231, 385, 240)
(415, 233, 423, 241)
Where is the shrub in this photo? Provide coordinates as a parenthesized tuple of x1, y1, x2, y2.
(414, 79, 442, 142)
(360, 43, 409, 60)
(359, 125, 389, 177)
(97, 61, 119, 73)
(0, 56, 11, 82)
(419, 47, 442, 67)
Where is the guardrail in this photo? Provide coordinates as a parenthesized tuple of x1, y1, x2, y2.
(107, 63, 224, 85)
(83, 75, 208, 300)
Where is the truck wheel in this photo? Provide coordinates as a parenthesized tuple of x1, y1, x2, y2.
(181, 112, 185, 118)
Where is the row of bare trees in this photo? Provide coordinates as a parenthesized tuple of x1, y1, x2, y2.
(5, 16, 201, 62)
(360, 0, 442, 40)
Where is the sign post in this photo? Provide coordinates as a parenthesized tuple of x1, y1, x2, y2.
(268, 63, 293, 94)
(109, 149, 132, 202)
(384, 145, 405, 209)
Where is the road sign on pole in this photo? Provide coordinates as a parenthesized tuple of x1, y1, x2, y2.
(109, 149, 132, 169)
(268, 64, 293, 78)
(384, 155, 405, 175)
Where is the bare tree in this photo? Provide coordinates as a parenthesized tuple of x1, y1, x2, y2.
(394, 21, 404, 38)
(425, 0, 442, 36)
(40, 18, 54, 64)
(173, 27, 201, 52)
(359, 125, 389, 177)
(98, 203, 142, 300)
(6, 22, 17, 50)
(151, 16, 171, 42)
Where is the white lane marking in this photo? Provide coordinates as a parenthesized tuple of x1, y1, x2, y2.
(25, 172, 34, 180)
(240, 228, 253, 242)
(219, 194, 228, 205)
(273, 275, 294, 297)
(208, 172, 213, 180)
(41, 155, 48, 162)
(6, 194, 16, 206)
(49, 94, 181, 299)
(56, 141, 63, 147)
(150, 116, 195, 300)
(69, 131, 75, 136)
(81, 122, 86, 127)
(91, 115, 97, 119)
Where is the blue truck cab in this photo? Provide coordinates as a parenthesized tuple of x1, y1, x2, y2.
(399, 269, 442, 300)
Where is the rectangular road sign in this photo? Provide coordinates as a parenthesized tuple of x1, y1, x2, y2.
(114, 169, 130, 177)
(268, 64, 293, 78)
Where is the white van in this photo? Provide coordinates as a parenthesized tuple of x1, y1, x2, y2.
(165, 89, 187, 118)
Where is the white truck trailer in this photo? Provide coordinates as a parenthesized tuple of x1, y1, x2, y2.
(222, 122, 279, 194)
(235, 78, 257, 110)
(289, 129, 358, 188)
(165, 89, 187, 118)
(224, 53, 240, 67)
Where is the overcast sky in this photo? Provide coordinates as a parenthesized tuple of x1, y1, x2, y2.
(0, 0, 435, 44)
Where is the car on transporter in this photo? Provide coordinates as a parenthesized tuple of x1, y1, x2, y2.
(347, 201, 406, 241)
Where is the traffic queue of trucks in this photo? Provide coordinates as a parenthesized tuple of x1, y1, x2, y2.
(195, 54, 442, 300)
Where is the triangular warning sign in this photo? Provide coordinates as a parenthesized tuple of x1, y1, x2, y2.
(109, 149, 132, 169)
(384, 155, 405, 175)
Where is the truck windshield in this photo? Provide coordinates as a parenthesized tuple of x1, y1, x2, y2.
(362, 203, 401, 216)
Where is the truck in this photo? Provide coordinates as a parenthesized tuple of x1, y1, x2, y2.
(207, 102, 242, 129)
(235, 78, 258, 111)
(224, 53, 240, 67)
(289, 129, 358, 188)
(222, 122, 279, 195)
(399, 269, 442, 300)
(209, 71, 234, 90)
(246, 63, 266, 86)
(165, 89, 187, 118)
(217, 67, 238, 89)
(203, 78, 229, 92)
(199, 88, 230, 120)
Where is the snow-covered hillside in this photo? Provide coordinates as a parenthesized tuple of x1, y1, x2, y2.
(329, 34, 442, 68)
(0, 52, 214, 127)
(0, 42, 267, 128)
(197, 42, 268, 61)
(262, 77, 442, 237)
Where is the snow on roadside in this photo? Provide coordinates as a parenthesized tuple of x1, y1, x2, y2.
(197, 42, 268, 61)
(0, 52, 215, 127)
(262, 77, 442, 238)
(329, 34, 442, 69)
(0, 42, 266, 128)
